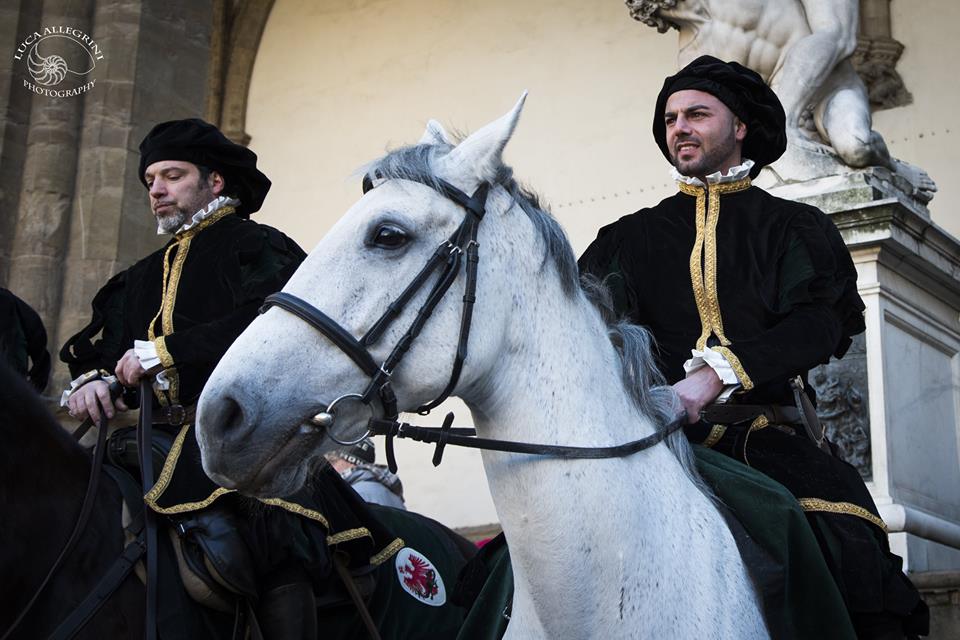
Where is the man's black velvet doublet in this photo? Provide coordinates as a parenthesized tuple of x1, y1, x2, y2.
(61, 211, 407, 583)
(580, 182, 928, 636)
(579, 183, 865, 407)
(64, 212, 302, 405)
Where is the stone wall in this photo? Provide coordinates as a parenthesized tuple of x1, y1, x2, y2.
(0, 0, 215, 397)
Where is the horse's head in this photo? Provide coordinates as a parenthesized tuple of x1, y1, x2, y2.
(197, 94, 579, 497)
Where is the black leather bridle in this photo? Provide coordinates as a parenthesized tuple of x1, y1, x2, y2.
(261, 172, 685, 472)
(261, 173, 487, 442)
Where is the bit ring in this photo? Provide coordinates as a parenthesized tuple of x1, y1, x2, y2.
(309, 393, 373, 446)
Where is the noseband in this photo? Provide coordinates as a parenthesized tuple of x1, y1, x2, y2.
(261, 173, 489, 446)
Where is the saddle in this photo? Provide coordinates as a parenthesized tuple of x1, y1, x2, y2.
(105, 427, 379, 614)
(106, 427, 258, 612)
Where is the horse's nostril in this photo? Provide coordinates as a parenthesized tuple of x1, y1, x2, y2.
(222, 397, 245, 433)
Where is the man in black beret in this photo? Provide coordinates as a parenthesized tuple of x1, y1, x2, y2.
(580, 56, 927, 638)
(59, 119, 405, 639)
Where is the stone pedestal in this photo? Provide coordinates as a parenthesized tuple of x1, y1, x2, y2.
(769, 169, 960, 573)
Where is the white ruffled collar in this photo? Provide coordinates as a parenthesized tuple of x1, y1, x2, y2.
(671, 159, 754, 187)
(158, 195, 241, 235)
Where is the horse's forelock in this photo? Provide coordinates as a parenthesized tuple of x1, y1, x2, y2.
(363, 142, 580, 296)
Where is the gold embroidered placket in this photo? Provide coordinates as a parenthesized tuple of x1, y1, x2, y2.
(145, 206, 237, 405)
(678, 179, 754, 389)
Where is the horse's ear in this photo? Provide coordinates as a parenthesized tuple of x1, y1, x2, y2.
(444, 92, 527, 184)
(419, 119, 452, 145)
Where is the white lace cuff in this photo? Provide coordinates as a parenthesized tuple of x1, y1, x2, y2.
(60, 369, 118, 407)
(683, 347, 740, 402)
(134, 340, 170, 390)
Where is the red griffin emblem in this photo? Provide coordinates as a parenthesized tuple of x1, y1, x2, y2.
(398, 553, 439, 600)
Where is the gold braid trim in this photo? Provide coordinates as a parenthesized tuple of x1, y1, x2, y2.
(143, 423, 237, 514)
(146, 206, 236, 406)
(162, 236, 190, 336)
(257, 498, 331, 529)
(147, 241, 179, 342)
(154, 335, 174, 369)
(701, 424, 727, 449)
(326, 528, 372, 546)
(741, 415, 769, 467)
(370, 538, 406, 567)
(148, 487, 233, 515)
(711, 346, 754, 390)
(678, 178, 751, 350)
(679, 182, 712, 349)
(798, 498, 889, 533)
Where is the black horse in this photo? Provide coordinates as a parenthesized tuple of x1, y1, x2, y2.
(0, 363, 144, 638)
(0, 364, 477, 639)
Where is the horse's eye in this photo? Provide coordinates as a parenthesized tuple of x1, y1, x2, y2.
(370, 224, 409, 249)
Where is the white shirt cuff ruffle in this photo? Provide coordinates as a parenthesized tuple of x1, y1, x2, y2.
(683, 347, 740, 403)
(134, 339, 170, 390)
(60, 370, 118, 407)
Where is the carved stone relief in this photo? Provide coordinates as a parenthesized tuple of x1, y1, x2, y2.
(810, 333, 872, 478)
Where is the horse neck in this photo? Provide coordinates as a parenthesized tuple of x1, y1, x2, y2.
(464, 279, 649, 446)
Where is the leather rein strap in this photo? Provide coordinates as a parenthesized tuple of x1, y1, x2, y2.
(368, 411, 688, 471)
(137, 378, 158, 640)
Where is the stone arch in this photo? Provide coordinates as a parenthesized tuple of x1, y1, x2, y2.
(206, 0, 276, 145)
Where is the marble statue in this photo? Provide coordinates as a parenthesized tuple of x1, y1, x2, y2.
(627, 0, 936, 203)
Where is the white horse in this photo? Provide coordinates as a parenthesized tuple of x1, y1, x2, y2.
(196, 97, 769, 639)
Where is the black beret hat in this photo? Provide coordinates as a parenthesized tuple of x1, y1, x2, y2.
(138, 118, 271, 217)
(653, 55, 787, 178)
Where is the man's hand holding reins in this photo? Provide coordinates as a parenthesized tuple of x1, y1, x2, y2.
(673, 364, 724, 424)
(67, 379, 128, 423)
(115, 348, 148, 387)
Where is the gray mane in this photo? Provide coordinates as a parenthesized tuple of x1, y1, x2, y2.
(581, 275, 711, 495)
(364, 141, 706, 491)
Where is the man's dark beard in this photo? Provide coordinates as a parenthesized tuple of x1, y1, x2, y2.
(672, 128, 738, 179)
(156, 208, 190, 234)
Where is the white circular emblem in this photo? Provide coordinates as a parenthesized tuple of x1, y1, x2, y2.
(394, 546, 446, 606)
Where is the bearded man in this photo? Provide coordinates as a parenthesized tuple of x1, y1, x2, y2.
(580, 57, 928, 639)
(59, 119, 404, 639)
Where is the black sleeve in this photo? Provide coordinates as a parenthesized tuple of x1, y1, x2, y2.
(722, 208, 865, 389)
(578, 217, 640, 319)
(159, 226, 306, 370)
(59, 270, 129, 378)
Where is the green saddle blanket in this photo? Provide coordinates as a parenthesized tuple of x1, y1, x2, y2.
(455, 445, 858, 640)
(316, 503, 472, 639)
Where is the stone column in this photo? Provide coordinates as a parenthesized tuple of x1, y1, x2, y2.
(50, 0, 215, 395)
(0, 0, 216, 398)
(771, 171, 960, 574)
(0, 0, 41, 285)
(853, 0, 912, 110)
(5, 0, 94, 363)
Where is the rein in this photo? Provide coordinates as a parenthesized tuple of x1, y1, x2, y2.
(367, 412, 688, 472)
(262, 172, 686, 472)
